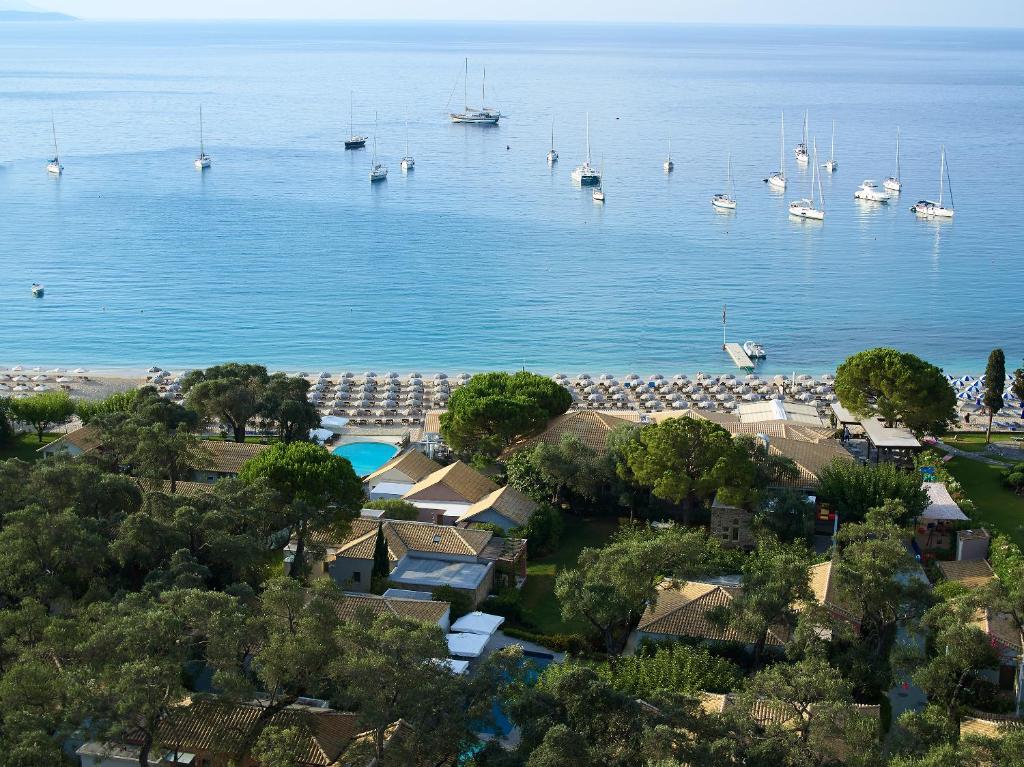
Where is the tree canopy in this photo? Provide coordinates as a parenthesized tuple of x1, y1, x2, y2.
(834, 348, 956, 435)
(439, 372, 573, 461)
(816, 459, 929, 525)
(181, 362, 269, 442)
(8, 391, 76, 442)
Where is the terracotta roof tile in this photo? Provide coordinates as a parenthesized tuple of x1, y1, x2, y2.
(961, 714, 1024, 739)
(458, 486, 538, 528)
(332, 593, 449, 625)
(973, 609, 1024, 653)
(403, 461, 499, 504)
(936, 559, 996, 589)
(365, 450, 442, 484)
(39, 425, 102, 454)
(316, 518, 493, 562)
(191, 440, 268, 475)
(507, 410, 641, 455)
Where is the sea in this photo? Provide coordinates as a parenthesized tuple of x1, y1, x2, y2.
(1, 21, 1022, 376)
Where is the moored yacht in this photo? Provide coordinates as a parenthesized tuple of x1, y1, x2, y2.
(883, 127, 902, 193)
(546, 119, 558, 165)
(911, 146, 954, 218)
(400, 120, 414, 172)
(449, 58, 501, 124)
(369, 113, 387, 183)
(823, 119, 838, 173)
(345, 92, 367, 150)
(712, 152, 737, 210)
(593, 159, 606, 202)
(854, 180, 891, 202)
(663, 140, 674, 173)
(789, 140, 825, 220)
(794, 110, 809, 165)
(194, 105, 211, 170)
(571, 113, 601, 186)
(743, 341, 766, 359)
(46, 117, 63, 175)
(766, 112, 786, 190)
(31, 283, 44, 298)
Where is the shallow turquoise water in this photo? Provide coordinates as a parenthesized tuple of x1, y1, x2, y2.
(0, 22, 1021, 374)
(331, 441, 399, 476)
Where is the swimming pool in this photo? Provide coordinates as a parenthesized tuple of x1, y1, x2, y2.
(331, 441, 399, 476)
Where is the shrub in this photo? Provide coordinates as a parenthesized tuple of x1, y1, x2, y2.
(363, 499, 420, 520)
(432, 585, 472, 621)
(482, 588, 526, 625)
(816, 459, 929, 525)
(1001, 462, 1024, 495)
(990, 534, 1024, 581)
(500, 626, 592, 655)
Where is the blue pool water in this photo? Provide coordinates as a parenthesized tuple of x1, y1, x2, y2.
(0, 22, 1021, 373)
(478, 651, 555, 739)
(331, 441, 399, 476)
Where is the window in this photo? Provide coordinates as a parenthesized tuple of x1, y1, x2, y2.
(731, 527, 739, 542)
(352, 571, 361, 583)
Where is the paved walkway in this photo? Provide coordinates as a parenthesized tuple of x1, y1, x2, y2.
(931, 440, 1009, 466)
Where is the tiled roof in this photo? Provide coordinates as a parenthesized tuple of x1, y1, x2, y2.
(316, 518, 493, 562)
(403, 461, 499, 504)
(507, 410, 641, 455)
(637, 580, 787, 646)
(332, 593, 450, 625)
(961, 714, 1024, 739)
(191, 440, 269, 475)
(365, 449, 442, 484)
(936, 559, 996, 589)
(133, 478, 216, 498)
(149, 699, 362, 766)
(458, 486, 538, 528)
(806, 561, 862, 622)
(39, 424, 102, 454)
(698, 692, 880, 729)
(973, 609, 1024, 653)
(423, 409, 446, 434)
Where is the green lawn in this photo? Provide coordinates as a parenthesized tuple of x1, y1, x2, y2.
(517, 514, 619, 635)
(944, 432, 1020, 455)
(945, 456, 1024, 548)
(0, 432, 58, 462)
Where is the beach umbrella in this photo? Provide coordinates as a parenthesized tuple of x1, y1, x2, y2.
(13, 375, 28, 382)
(672, 400, 688, 410)
(73, 368, 87, 375)
(649, 374, 664, 382)
(457, 373, 471, 381)
(11, 365, 23, 372)
(13, 385, 28, 391)
(433, 373, 447, 380)
(576, 373, 592, 381)
(587, 393, 603, 402)
(673, 374, 688, 382)
(0, 384, 7, 391)
(599, 373, 614, 381)
(54, 376, 73, 383)
(612, 393, 627, 402)
(31, 375, 47, 381)
(385, 372, 399, 379)
(625, 373, 640, 381)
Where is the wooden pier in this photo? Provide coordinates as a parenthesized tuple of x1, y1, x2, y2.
(723, 342, 755, 370)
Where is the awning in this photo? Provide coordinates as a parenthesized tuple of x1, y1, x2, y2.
(309, 428, 334, 444)
(450, 612, 505, 637)
(920, 482, 969, 521)
(861, 418, 921, 450)
(320, 415, 350, 432)
(447, 632, 490, 659)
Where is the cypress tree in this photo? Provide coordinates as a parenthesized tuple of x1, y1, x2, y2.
(371, 522, 390, 581)
(983, 348, 1006, 443)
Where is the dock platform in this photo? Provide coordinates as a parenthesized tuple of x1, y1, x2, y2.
(723, 343, 755, 370)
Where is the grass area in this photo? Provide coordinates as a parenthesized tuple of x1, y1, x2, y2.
(945, 456, 1024, 548)
(517, 514, 619, 635)
(0, 432, 58, 462)
(944, 431, 1020, 455)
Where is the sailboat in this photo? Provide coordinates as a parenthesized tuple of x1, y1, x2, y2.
(546, 120, 558, 165)
(369, 113, 387, 183)
(663, 140, 674, 173)
(194, 105, 211, 170)
(593, 158, 605, 202)
(571, 113, 600, 186)
(712, 152, 737, 210)
(46, 116, 63, 175)
(766, 112, 786, 190)
(449, 58, 501, 124)
(345, 92, 367, 150)
(400, 120, 414, 172)
(789, 140, 825, 220)
(823, 120, 838, 173)
(884, 127, 902, 193)
(911, 146, 954, 218)
(794, 111, 809, 165)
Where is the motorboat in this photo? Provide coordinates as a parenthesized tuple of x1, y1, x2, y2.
(592, 186, 605, 203)
(883, 127, 902, 192)
(854, 180, 891, 202)
(911, 146, 954, 218)
(743, 341, 766, 359)
(571, 113, 601, 186)
(450, 58, 501, 124)
(345, 92, 367, 149)
(194, 105, 211, 170)
(31, 283, 44, 298)
(765, 112, 786, 190)
(712, 152, 737, 210)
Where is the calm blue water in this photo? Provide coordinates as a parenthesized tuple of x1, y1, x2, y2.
(331, 441, 399, 476)
(1, 21, 1022, 375)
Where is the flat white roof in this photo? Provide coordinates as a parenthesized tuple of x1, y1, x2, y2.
(739, 400, 825, 426)
(860, 417, 921, 449)
(447, 632, 490, 658)
(921, 482, 969, 521)
(320, 415, 350, 431)
(432, 657, 471, 675)
(830, 402, 860, 425)
(369, 480, 414, 496)
(391, 556, 492, 591)
(451, 611, 505, 636)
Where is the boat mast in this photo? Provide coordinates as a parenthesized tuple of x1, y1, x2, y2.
(829, 120, 835, 163)
(780, 112, 785, 180)
(895, 127, 901, 179)
(349, 91, 354, 137)
(482, 66, 486, 107)
(803, 110, 808, 146)
(727, 151, 733, 194)
(945, 148, 954, 209)
(586, 112, 592, 166)
(938, 146, 945, 208)
(464, 58, 469, 110)
(372, 112, 378, 168)
(199, 105, 205, 156)
(51, 115, 59, 162)
(814, 141, 824, 210)
(550, 119, 555, 151)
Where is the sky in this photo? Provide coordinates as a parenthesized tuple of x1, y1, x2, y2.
(14, 0, 1024, 26)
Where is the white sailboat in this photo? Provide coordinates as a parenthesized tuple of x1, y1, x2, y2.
(345, 92, 367, 150)
(194, 105, 211, 170)
(400, 120, 414, 172)
(449, 58, 501, 124)
(766, 112, 786, 190)
(46, 116, 63, 175)
(712, 152, 737, 210)
(911, 146, 954, 218)
(854, 180, 890, 203)
(823, 119, 838, 173)
(593, 158, 605, 202)
(369, 113, 387, 183)
(883, 127, 902, 193)
(546, 120, 558, 165)
(663, 140, 674, 173)
(794, 110, 809, 165)
(571, 113, 601, 186)
(789, 140, 825, 220)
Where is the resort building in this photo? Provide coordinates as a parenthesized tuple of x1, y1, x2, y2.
(455, 486, 539, 533)
(188, 441, 268, 483)
(914, 482, 970, 555)
(971, 608, 1024, 712)
(709, 495, 757, 551)
(38, 424, 101, 458)
(331, 591, 452, 632)
(936, 559, 996, 590)
(505, 410, 641, 455)
(76, 698, 410, 767)
(299, 518, 527, 607)
(364, 449, 443, 500)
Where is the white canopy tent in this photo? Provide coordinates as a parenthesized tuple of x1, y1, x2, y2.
(920, 483, 969, 522)
(319, 415, 350, 433)
(450, 612, 505, 637)
(446, 632, 490, 659)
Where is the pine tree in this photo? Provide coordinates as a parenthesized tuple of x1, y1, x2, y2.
(983, 348, 1006, 443)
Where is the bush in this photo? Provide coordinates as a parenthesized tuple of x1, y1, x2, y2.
(0, 399, 12, 447)
(482, 588, 526, 625)
(509, 503, 564, 556)
(990, 534, 1024, 581)
(432, 585, 472, 621)
(501, 626, 592, 655)
(470, 522, 507, 537)
(594, 643, 742, 696)
(363, 499, 420, 520)
(1001, 462, 1024, 495)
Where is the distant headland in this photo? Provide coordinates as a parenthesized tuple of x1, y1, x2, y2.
(0, 5, 75, 21)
